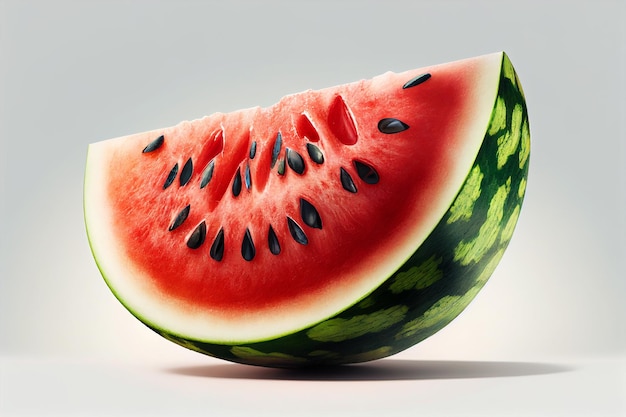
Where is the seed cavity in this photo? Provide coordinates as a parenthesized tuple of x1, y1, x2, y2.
(287, 217, 308, 245)
(271, 132, 282, 168)
(249, 141, 257, 159)
(340, 167, 357, 193)
(180, 157, 193, 186)
(378, 118, 409, 134)
(268, 225, 281, 255)
(163, 163, 178, 189)
(232, 167, 242, 197)
(142, 135, 164, 153)
(168, 204, 190, 231)
(200, 160, 215, 189)
(300, 198, 322, 229)
(186, 220, 206, 249)
(306, 143, 324, 164)
(210, 228, 225, 261)
(328, 95, 358, 145)
(286, 148, 305, 175)
(296, 113, 320, 142)
(196, 130, 224, 181)
(354, 160, 379, 184)
(244, 163, 252, 190)
(402, 73, 431, 89)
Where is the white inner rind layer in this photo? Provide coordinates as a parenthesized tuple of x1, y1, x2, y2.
(84, 52, 504, 343)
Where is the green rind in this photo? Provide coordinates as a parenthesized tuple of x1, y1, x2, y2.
(150, 53, 530, 367)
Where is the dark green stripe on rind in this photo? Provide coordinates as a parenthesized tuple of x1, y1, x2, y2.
(150, 53, 530, 367)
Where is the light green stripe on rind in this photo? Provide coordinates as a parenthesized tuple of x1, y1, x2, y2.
(395, 288, 482, 340)
(497, 104, 522, 169)
(518, 178, 527, 198)
(519, 118, 530, 169)
(488, 96, 507, 136)
(447, 165, 484, 224)
(231, 346, 309, 367)
(500, 205, 521, 244)
(453, 177, 511, 266)
(150, 53, 530, 367)
(306, 305, 409, 342)
(388, 255, 443, 294)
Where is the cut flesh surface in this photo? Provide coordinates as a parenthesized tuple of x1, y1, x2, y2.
(85, 52, 503, 343)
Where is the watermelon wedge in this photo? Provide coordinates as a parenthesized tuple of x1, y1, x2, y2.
(84, 51, 530, 367)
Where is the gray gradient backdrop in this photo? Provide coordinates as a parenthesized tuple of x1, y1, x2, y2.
(1, 0, 624, 363)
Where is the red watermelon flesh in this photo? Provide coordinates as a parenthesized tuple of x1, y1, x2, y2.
(85, 52, 506, 344)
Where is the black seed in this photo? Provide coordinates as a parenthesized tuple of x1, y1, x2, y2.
(268, 225, 281, 255)
(244, 163, 252, 190)
(402, 73, 431, 89)
(241, 228, 255, 261)
(168, 204, 190, 231)
(186, 221, 206, 249)
(306, 143, 324, 164)
(232, 168, 242, 197)
(378, 118, 409, 134)
(180, 157, 193, 186)
(287, 217, 308, 245)
(286, 148, 305, 175)
(142, 135, 164, 153)
(300, 198, 322, 229)
(271, 132, 282, 168)
(340, 167, 357, 193)
(249, 141, 257, 159)
(354, 160, 379, 184)
(277, 158, 286, 176)
(210, 228, 225, 261)
(163, 163, 178, 189)
(200, 160, 215, 189)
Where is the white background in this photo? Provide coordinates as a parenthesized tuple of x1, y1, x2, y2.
(1, 1, 624, 416)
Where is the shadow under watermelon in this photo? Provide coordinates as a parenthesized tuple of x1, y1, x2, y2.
(164, 359, 573, 381)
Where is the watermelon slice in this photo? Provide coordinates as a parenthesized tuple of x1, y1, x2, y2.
(84, 51, 530, 367)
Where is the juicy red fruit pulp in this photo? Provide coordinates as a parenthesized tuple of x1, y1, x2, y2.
(107, 62, 480, 316)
